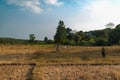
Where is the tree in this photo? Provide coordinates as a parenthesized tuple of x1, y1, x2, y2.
(104, 22, 114, 40)
(67, 33, 75, 41)
(66, 27, 72, 35)
(95, 39, 106, 46)
(44, 37, 48, 42)
(54, 20, 67, 44)
(47, 39, 54, 44)
(66, 27, 76, 45)
(74, 34, 81, 46)
(108, 24, 120, 45)
(105, 22, 114, 29)
(29, 34, 35, 43)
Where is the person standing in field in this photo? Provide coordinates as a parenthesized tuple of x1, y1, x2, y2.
(101, 46, 106, 58)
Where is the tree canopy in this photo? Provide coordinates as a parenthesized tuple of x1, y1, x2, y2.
(54, 20, 67, 44)
(108, 24, 120, 45)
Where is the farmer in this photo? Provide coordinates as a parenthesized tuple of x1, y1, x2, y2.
(101, 46, 105, 58)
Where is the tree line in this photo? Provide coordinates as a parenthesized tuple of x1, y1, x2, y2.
(54, 20, 120, 46)
(0, 20, 120, 46)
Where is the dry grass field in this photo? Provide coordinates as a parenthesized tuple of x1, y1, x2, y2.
(0, 63, 35, 80)
(33, 64, 120, 80)
(0, 45, 120, 80)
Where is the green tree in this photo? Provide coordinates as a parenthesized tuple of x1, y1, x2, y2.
(67, 33, 75, 41)
(54, 20, 67, 44)
(47, 39, 54, 44)
(105, 22, 114, 29)
(44, 37, 48, 42)
(66, 28, 72, 35)
(95, 39, 106, 46)
(74, 34, 81, 46)
(29, 34, 35, 43)
(108, 24, 120, 45)
(104, 22, 114, 41)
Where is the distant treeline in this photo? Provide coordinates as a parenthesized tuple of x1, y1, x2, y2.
(0, 21, 120, 46)
(54, 20, 120, 46)
(0, 38, 45, 45)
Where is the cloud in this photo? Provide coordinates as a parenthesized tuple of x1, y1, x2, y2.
(68, 0, 120, 31)
(6, 0, 42, 14)
(44, 0, 63, 6)
(6, 0, 63, 14)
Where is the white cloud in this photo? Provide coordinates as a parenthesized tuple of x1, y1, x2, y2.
(6, 0, 63, 14)
(69, 0, 120, 31)
(7, 0, 42, 14)
(44, 0, 63, 6)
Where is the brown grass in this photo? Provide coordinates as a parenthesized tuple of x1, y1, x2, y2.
(0, 64, 34, 80)
(0, 45, 120, 80)
(0, 44, 120, 64)
(0, 44, 55, 54)
(33, 64, 120, 80)
(0, 44, 120, 53)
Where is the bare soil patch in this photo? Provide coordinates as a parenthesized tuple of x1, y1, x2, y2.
(0, 45, 119, 80)
(35, 64, 120, 80)
(0, 64, 35, 80)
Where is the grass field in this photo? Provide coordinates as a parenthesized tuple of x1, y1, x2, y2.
(0, 44, 119, 64)
(0, 45, 120, 80)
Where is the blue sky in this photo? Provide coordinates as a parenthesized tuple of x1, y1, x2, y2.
(0, 0, 120, 40)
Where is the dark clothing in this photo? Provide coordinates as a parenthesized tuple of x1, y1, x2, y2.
(102, 47, 105, 58)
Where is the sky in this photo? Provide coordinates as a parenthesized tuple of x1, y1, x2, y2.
(0, 0, 120, 40)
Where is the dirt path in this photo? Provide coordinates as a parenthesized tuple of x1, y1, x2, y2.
(0, 63, 36, 80)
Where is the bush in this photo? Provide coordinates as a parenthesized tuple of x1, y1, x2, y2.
(95, 39, 107, 46)
(66, 40, 76, 46)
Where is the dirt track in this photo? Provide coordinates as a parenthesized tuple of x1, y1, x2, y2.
(0, 64, 35, 80)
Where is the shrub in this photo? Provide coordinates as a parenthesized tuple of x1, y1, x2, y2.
(95, 39, 107, 46)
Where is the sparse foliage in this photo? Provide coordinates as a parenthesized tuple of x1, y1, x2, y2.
(105, 22, 115, 29)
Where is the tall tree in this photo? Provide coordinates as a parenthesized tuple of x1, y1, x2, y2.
(54, 20, 67, 44)
(108, 24, 120, 45)
(44, 37, 48, 42)
(104, 22, 114, 40)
